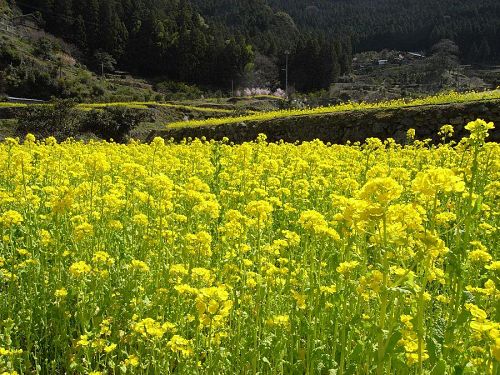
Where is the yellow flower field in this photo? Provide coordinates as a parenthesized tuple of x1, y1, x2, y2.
(0, 120, 498, 374)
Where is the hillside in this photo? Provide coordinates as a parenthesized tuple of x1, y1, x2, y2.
(0, 2, 161, 102)
(9, 0, 500, 94)
(0, 2, 499, 373)
(16, 0, 252, 89)
(192, 0, 500, 62)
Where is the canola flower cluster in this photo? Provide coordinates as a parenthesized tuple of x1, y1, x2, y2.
(0, 119, 498, 374)
(168, 89, 500, 129)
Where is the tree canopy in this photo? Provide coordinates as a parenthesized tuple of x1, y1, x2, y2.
(14, 0, 500, 92)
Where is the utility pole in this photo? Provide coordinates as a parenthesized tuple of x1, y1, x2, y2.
(285, 50, 290, 97)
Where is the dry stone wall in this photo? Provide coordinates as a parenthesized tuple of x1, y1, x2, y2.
(149, 99, 500, 144)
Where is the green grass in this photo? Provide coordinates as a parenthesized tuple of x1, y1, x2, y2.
(77, 101, 237, 113)
(0, 101, 238, 114)
(251, 94, 286, 100)
(0, 103, 28, 108)
(154, 102, 235, 114)
(77, 103, 151, 110)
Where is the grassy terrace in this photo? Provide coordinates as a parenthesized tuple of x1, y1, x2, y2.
(0, 101, 237, 114)
(166, 90, 500, 129)
(0, 102, 34, 108)
(77, 102, 236, 114)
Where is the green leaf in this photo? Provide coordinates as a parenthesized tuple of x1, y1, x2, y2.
(391, 358, 410, 375)
(428, 317, 446, 363)
(453, 364, 464, 375)
(349, 342, 363, 363)
(384, 330, 402, 358)
(430, 359, 446, 375)
(456, 309, 469, 326)
(427, 336, 441, 363)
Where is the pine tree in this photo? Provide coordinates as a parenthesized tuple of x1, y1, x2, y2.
(467, 42, 479, 63)
(331, 47, 341, 82)
(478, 38, 491, 63)
(53, 0, 73, 34)
(73, 15, 87, 50)
(82, 0, 99, 51)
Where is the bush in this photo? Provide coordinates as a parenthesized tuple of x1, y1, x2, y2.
(79, 107, 147, 142)
(4, 63, 59, 99)
(154, 81, 203, 100)
(17, 99, 81, 140)
(33, 37, 54, 60)
(17, 101, 147, 142)
(0, 41, 22, 68)
(0, 71, 5, 95)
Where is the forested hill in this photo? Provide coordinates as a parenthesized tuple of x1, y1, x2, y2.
(11, 0, 500, 92)
(16, 0, 253, 87)
(193, 0, 500, 61)
(275, 0, 499, 53)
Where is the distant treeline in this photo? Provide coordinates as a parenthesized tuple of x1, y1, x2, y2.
(194, 0, 500, 63)
(15, 0, 500, 92)
(13, 0, 351, 91)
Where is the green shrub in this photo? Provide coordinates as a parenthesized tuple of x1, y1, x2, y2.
(154, 81, 203, 100)
(79, 107, 147, 142)
(0, 41, 22, 68)
(17, 99, 81, 140)
(33, 38, 54, 60)
(17, 100, 148, 141)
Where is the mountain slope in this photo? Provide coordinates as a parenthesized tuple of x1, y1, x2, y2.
(192, 0, 500, 60)
(6, 0, 500, 93)
(15, 0, 253, 87)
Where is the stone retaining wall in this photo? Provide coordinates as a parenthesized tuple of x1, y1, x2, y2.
(148, 99, 500, 143)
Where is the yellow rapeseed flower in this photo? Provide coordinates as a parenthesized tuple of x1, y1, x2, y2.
(130, 259, 150, 272)
(69, 261, 92, 277)
(0, 210, 23, 228)
(167, 335, 193, 357)
(54, 288, 68, 298)
(336, 261, 360, 275)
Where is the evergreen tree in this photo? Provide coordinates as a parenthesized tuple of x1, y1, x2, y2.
(73, 15, 87, 50)
(53, 0, 73, 34)
(16, 0, 500, 91)
(81, 0, 99, 51)
(331, 47, 341, 82)
(341, 37, 353, 75)
(478, 38, 491, 63)
(467, 42, 479, 63)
